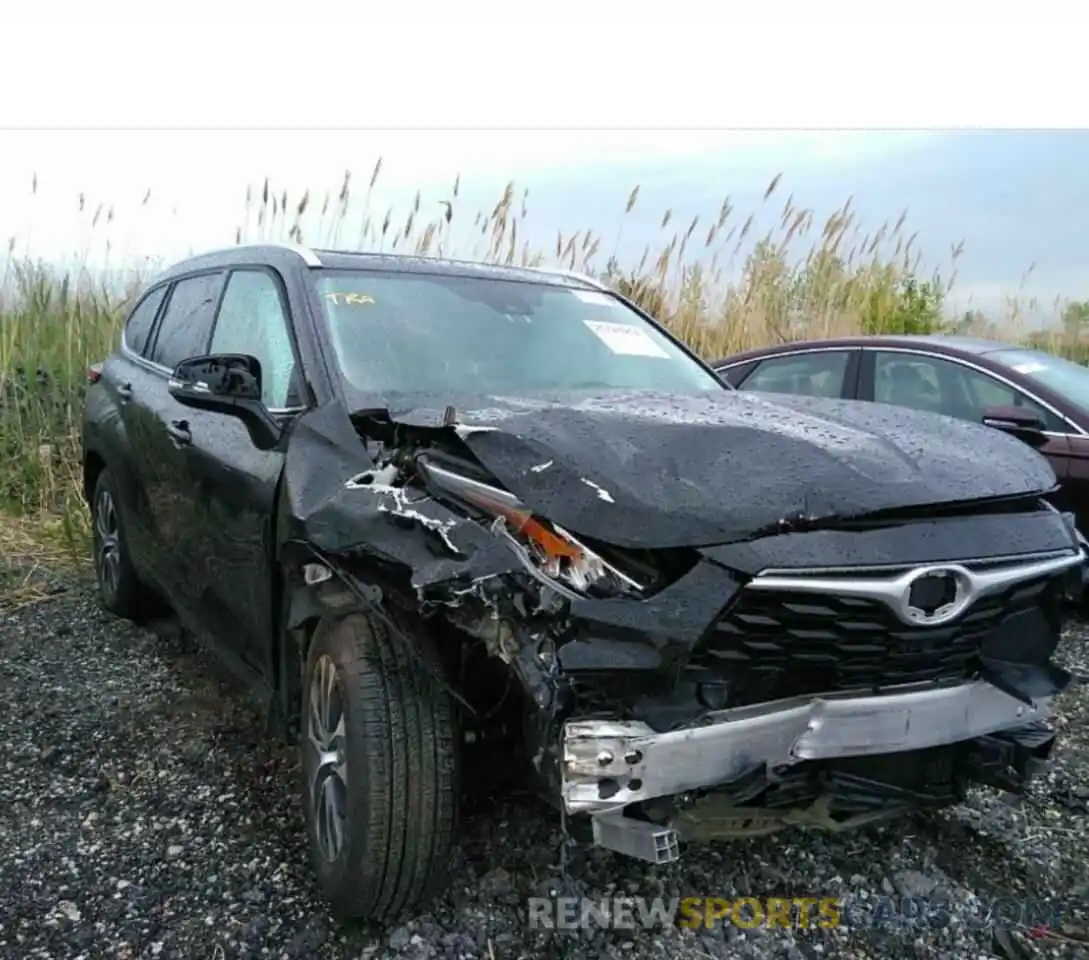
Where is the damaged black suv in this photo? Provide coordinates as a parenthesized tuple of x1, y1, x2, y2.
(83, 243, 1085, 921)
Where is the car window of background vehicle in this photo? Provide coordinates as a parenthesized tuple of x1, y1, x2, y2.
(991, 348, 1089, 420)
(147, 272, 225, 370)
(311, 271, 723, 396)
(742, 351, 850, 398)
(210, 270, 298, 408)
(873, 351, 1065, 430)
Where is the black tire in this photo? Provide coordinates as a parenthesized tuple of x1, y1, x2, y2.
(301, 610, 459, 921)
(91, 467, 153, 620)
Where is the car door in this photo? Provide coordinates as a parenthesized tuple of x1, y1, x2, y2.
(1054, 433, 1089, 534)
(858, 347, 1075, 503)
(95, 283, 172, 575)
(138, 270, 228, 623)
(172, 266, 306, 684)
(729, 348, 861, 399)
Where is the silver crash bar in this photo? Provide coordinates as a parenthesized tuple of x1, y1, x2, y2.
(563, 679, 1051, 816)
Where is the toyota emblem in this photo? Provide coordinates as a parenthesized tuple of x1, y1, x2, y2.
(901, 567, 971, 625)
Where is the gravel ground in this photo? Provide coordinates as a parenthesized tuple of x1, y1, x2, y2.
(1, 578, 1088, 960)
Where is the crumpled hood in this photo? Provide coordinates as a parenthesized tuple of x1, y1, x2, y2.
(383, 388, 1058, 549)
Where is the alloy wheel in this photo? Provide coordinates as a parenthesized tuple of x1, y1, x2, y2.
(94, 487, 121, 603)
(307, 654, 349, 862)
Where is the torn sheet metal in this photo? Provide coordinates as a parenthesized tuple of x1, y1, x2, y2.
(557, 559, 742, 672)
(279, 401, 517, 590)
(275, 397, 750, 674)
(349, 387, 1059, 550)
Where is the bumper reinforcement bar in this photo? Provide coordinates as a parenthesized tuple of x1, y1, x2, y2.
(563, 680, 1051, 816)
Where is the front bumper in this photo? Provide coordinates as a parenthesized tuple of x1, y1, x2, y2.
(563, 679, 1051, 815)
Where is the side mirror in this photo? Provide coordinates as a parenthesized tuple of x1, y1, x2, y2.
(168, 354, 282, 450)
(980, 404, 1048, 447)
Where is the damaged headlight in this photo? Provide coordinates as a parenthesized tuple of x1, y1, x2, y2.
(419, 459, 644, 599)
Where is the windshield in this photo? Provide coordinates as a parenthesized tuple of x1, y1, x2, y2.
(990, 347, 1089, 414)
(311, 269, 724, 397)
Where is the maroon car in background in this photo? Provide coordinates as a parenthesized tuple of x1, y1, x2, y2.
(712, 335, 1089, 539)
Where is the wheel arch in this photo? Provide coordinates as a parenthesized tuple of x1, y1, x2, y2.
(272, 537, 434, 741)
(83, 447, 107, 507)
(267, 460, 404, 740)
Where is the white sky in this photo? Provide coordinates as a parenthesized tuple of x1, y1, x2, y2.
(0, 129, 934, 266)
(2, 4, 1088, 315)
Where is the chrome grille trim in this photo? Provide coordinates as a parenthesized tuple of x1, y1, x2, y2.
(748, 549, 1080, 628)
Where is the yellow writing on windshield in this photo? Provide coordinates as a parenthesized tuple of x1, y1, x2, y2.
(325, 292, 375, 306)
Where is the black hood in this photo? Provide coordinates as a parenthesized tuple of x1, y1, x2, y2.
(376, 388, 1058, 550)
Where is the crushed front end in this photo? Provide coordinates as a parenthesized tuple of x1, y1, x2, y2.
(554, 508, 1081, 863)
(280, 398, 1084, 865)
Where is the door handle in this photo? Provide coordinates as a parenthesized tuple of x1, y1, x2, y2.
(117, 382, 133, 402)
(167, 419, 192, 446)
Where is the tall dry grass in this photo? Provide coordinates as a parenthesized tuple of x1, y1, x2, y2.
(0, 160, 1075, 552)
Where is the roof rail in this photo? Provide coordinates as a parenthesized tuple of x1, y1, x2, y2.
(310, 249, 611, 290)
(250, 241, 323, 267)
(188, 241, 323, 267)
(527, 265, 610, 291)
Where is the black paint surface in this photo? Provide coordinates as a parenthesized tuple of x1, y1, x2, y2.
(364, 388, 1058, 549)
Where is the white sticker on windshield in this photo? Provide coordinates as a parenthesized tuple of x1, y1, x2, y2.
(583, 320, 671, 358)
(573, 290, 616, 307)
(1013, 362, 1049, 375)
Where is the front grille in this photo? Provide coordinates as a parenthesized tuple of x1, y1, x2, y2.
(689, 571, 1063, 706)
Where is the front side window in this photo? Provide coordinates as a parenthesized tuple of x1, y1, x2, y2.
(210, 269, 299, 408)
(310, 270, 723, 397)
(872, 351, 1064, 430)
(148, 272, 224, 370)
(741, 351, 851, 398)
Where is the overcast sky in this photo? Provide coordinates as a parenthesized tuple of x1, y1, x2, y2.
(2, 129, 1086, 319)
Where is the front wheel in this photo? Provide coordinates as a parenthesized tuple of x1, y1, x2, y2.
(301, 610, 459, 921)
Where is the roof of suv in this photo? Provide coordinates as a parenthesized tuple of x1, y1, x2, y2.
(153, 242, 602, 290)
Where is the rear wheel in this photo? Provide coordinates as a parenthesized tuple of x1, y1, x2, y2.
(91, 467, 154, 619)
(301, 610, 459, 921)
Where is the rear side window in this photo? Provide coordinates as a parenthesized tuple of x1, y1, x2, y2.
(123, 286, 167, 356)
(148, 272, 225, 370)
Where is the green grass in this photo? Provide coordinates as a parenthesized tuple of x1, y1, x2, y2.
(0, 162, 1081, 554)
